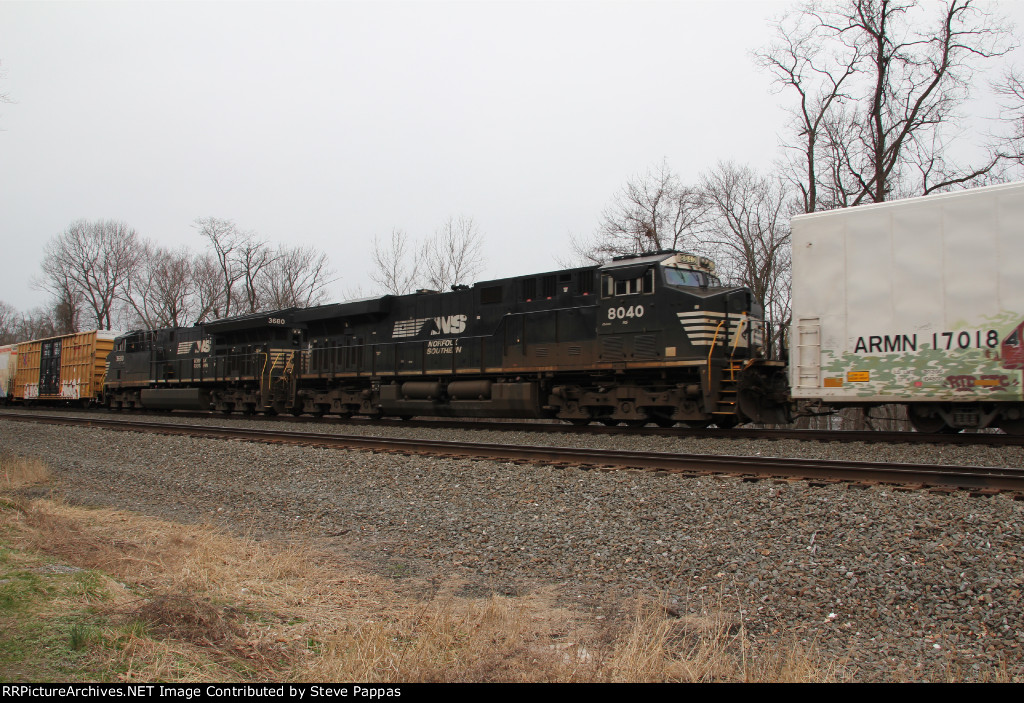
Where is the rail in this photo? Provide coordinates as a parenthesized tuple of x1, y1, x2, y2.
(3, 412, 1022, 496)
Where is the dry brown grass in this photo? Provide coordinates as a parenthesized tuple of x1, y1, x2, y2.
(0, 452, 844, 682)
(1, 454, 50, 490)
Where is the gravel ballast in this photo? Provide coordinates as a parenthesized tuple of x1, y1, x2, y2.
(2, 415, 1022, 682)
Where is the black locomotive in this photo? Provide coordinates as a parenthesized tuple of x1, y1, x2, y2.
(104, 251, 788, 426)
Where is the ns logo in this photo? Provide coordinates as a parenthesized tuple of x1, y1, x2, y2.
(176, 339, 213, 355)
(432, 314, 467, 335)
(392, 314, 468, 339)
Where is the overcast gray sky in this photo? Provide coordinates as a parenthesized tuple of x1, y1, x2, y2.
(2, 0, 1021, 314)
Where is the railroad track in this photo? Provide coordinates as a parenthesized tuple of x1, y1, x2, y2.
(4, 411, 1023, 497)
(2, 406, 1021, 446)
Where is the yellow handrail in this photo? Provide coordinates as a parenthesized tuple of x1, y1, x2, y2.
(705, 319, 726, 384)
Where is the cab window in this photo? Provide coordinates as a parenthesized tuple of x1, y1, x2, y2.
(601, 268, 654, 298)
(663, 267, 721, 288)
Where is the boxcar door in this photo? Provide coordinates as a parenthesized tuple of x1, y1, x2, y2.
(39, 340, 61, 396)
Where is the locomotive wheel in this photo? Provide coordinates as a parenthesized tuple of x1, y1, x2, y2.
(908, 407, 948, 434)
(1000, 418, 1024, 436)
(648, 412, 676, 428)
(713, 417, 739, 429)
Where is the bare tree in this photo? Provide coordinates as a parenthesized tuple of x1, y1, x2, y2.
(0, 301, 17, 344)
(32, 245, 84, 335)
(760, 0, 1013, 209)
(38, 219, 142, 330)
(577, 161, 710, 262)
(51, 287, 83, 334)
(993, 67, 1024, 170)
(237, 236, 277, 314)
(260, 245, 335, 309)
(193, 217, 284, 316)
(122, 244, 201, 329)
(371, 228, 420, 296)
(1, 300, 68, 344)
(11, 307, 60, 342)
(423, 216, 485, 292)
(191, 253, 227, 323)
(756, 5, 862, 212)
(192, 217, 246, 318)
(700, 162, 793, 358)
(371, 218, 487, 295)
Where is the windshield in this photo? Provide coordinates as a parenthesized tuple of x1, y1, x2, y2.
(663, 266, 720, 288)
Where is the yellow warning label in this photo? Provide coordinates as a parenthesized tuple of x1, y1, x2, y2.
(847, 371, 870, 382)
(823, 377, 843, 388)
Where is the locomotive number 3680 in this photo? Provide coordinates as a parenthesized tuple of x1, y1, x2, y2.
(607, 305, 645, 320)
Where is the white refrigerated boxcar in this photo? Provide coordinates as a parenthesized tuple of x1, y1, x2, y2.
(0, 344, 16, 401)
(789, 181, 1024, 433)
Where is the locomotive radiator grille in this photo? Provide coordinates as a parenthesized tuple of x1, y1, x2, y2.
(601, 336, 625, 360)
(634, 335, 658, 359)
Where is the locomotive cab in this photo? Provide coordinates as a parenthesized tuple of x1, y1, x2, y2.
(588, 251, 782, 426)
(659, 252, 720, 289)
(599, 251, 765, 360)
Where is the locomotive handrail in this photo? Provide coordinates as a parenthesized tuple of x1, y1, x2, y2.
(705, 319, 726, 383)
(259, 351, 270, 392)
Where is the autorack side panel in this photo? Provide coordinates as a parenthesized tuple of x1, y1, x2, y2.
(790, 182, 1024, 403)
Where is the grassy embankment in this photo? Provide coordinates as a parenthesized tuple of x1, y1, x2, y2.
(0, 453, 840, 682)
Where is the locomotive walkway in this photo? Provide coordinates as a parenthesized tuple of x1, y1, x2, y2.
(4, 411, 1023, 497)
